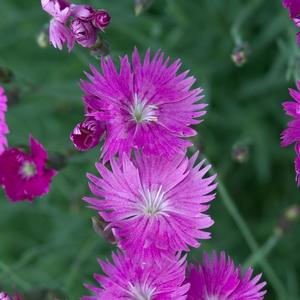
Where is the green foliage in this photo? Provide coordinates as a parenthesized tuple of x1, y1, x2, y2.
(0, 0, 299, 299)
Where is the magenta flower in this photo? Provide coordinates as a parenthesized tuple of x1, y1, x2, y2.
(0, 135, 57, 202)
(283, 0, 300, 18)
(81, 48, 207, 161)
(186, 252, 267, 300)
(70, 4, 95, 21)
(70, 117, 105, 151)
(49, 19, 75, 51)
(82, 252, 189, 300)
(92, 10, 111, 30)
(70, 19, 97, 48)
(85, 151, 216, 259)
(41, 0, 71, 23)
(281, 82, 300, 185)
(0, 87, 9, 155)
(0, 293, 11, 300)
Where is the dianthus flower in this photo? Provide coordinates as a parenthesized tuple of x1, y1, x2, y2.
(82, 252, 189, 300)
(81, 48, 206, 160)
(0, 135, 57, 202)
(0, 87, 9, 154)
(281, 81, 300, 185)
(85, 151, 216, 259)
(41, 0, 111, 51)
(186, 251, 267, 300)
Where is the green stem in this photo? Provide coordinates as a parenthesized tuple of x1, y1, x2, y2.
(205, 158, 286, 299)
(0, 260, 31, 291)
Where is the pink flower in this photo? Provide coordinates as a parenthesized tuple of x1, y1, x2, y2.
(0, 292, 11, 300)
(49, 19, 75, 51)
(70, 117, 105, 151)
(70, 19, 97, 48)
(81, 252, 189, 300)
(92, 10, 111, 30)
(70, 4, 95, 21)
(0, 87, 9, 155)
(81, 48, 206, 161)
(186, 251, 267, 300)
(85, 151, 216, 260)
(281, 81, 300, 185)
(41, 0, 71, 23)
(0, 135, 57, 202)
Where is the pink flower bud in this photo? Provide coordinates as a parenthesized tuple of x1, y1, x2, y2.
(41, 0, 71, 23)
(70, 4, 95, 21)
(92, 10, 111, 30)
(70, 19, 97, 48)
(49, 19, 75, 51)
(70, 117, 105, 151)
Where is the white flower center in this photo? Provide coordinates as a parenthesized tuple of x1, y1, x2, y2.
(130, 94, 157, 123)
(139, 186, 168, 216)
(128, 282, 156, 300)
(20, 161, 37, 179)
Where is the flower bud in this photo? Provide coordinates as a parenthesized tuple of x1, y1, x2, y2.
(37, 26, 49, 48)
(276, 204, 300, 236)
(70, 4, 95, 21)
(0, 67, 14, 84)
(92, 10, 111, 30)
(90, 38, 110, 59)
(70, 117, 105, 151)
(70, 19, 97, 48)
(231, 143, 249, 163)
(231, 43, 250, 67)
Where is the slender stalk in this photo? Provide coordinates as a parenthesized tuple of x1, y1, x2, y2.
(204, 158, 286, 299)
(0, 260, 31, 291)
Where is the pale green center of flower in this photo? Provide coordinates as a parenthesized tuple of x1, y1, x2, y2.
(20, 161, 37, 179)
(128, 282, 156, 300)
(139, 186, 168, 216)
(130, 94, 158, 123)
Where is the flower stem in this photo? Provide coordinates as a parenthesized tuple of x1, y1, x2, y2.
(0, 260, 31, 291)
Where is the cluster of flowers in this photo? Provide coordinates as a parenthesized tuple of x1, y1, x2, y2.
(70, 48, 267, 299)
(41, 0, 111, 51)
(282, 0, 300, 43)
(0, 87, 56, 202)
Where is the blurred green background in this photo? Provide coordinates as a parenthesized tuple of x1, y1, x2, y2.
(0, 0, 299, 299)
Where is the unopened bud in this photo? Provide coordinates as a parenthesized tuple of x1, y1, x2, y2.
(6, 88, 22, 106)
(134, 0, 154, 16)
(37, 25, 49, 48)
(231, 43, 250, 67)
(232, 143, 249, 163)
(276, 204, 300, 236)
(92, 216, 117, 245)
(0, 67, 14, 84)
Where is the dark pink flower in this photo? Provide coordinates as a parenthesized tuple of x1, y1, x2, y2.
(70, 117, 105, 151)
(0, 87, 9, 154)
(49, 19, 75, 51)
(81, 252, 189, 300)
(70, 4, 95, 21)
(81, 48, 206, 161)
(70, 19, 97, 48)
(186, 252, 267, 300)
(0, 136, 57, 202)
(85, 151, 216, 260)
(92, 10, 111, 30)
(41, 0, 71, 23)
